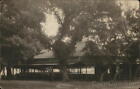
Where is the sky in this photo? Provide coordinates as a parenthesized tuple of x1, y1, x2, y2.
(120, 0, 139, 10)
(41, 13, 59, 37)
(42, 0, 139, 37)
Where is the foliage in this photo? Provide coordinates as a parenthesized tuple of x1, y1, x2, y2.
(0, 0, 50, 65)
(125, 9, 140, 63)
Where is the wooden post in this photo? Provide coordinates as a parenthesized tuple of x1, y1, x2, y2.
(15, 68, 17, 74)
(80, 67, 81, 74)
(20, 68, 22, 73)
(52, 67, 53, 72)
(86, 66, 87, 74)
(3, 67, 5, 76)
(12, 68, 14, 75)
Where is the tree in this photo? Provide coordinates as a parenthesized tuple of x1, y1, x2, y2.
(34, 0, 139, 81)
(124, 8, 140, 80)
(48, 0, 97, 81)
(80, 0, 126, 81)
(48, 0, 125, 81)
(0, 0, 50, 78)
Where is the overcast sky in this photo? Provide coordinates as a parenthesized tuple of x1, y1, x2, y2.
(42, 0, 139, 37)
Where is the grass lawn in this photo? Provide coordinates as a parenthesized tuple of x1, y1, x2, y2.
(0, 80, 140, 89)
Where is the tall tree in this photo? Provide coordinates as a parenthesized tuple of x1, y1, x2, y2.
(0, 0, 50, 77)
(48, 0, 125, 81)
(80, 0, 124, 81)
(48, 0, 97, 81)
(124, 8, 140, 80)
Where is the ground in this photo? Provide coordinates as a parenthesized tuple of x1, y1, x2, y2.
(0, 80, 140, 89)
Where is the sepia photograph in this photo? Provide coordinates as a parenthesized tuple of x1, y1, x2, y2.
(0, 0, 140, 89)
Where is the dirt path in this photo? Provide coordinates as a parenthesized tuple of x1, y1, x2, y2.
(0, 80, 140, 89)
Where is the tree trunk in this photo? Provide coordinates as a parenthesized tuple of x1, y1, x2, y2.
(63, 70, 69, 81)
(99, 70, 107, 82)
(95, 65, 100, 81)
(128, 63, 132, 80)
(0, 64, 3, 74)
(99, 65, 108, 82)
(95, 64, 104, 81)
(133, 65, 139, 80)
(113, 64, 121, 81)
(60, 65, 69, 81)
(21, 67, 26, 73)
(128, 64, 137, 80)
(110, 65, 116, 80)
(6, 65, 12, 79)
(0, 64, 3, 79)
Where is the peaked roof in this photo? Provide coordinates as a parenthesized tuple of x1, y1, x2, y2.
(34, 49, 55, 59)
(34, 41, 85, 59)
(32, 42, 128, 65)
(32, 42, 86, 65)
